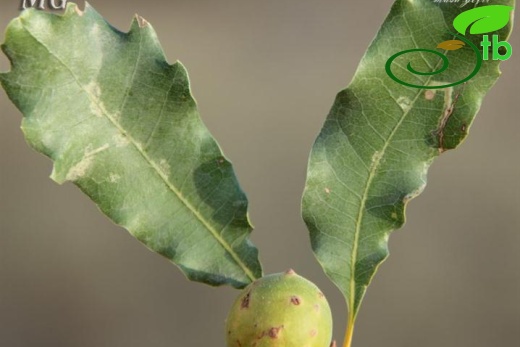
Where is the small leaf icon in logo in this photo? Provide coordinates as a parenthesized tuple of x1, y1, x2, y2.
(437, 40, 466, 51)
(453, 5, 514, 35)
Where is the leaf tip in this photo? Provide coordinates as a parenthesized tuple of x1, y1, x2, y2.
(74, 4, 84, 16)
(63, 1, 85, 17)
(135, 14, 150, 29)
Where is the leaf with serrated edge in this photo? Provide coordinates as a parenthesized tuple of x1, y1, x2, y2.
(302, 0, 514, 334)
(0, 3, 262, 288)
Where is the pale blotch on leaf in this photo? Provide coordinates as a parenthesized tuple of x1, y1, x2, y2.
(113, 133, 129, 148)
(85, 81, 101, 98)
(436, 40, 465, 51)
(396, 96, 412, 112)
(66, 156, 94, 181)
(158, 159, 171, 176)
(85, 82, 104, 118)
(109, 173, 121, 183)
(66, 144, 110, 181)
(370, 151, 384, 169)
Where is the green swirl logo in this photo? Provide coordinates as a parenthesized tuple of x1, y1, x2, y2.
(385, 5, 514, 89)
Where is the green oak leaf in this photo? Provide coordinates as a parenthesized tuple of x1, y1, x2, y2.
(302, 0, 514, 338)
(0, 3, 262, 288)
(453, 5, 514, 35)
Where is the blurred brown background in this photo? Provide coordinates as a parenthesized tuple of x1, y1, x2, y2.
(1, 0, 518, 346)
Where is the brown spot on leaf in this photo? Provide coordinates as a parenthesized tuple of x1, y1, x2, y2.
(290, 296, 301, 305)
(424, 90, 436, 100)
(435, 83, 466, 153)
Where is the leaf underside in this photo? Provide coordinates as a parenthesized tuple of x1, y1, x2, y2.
(1, 3, 262, 288)
(302, 0, 514, 318)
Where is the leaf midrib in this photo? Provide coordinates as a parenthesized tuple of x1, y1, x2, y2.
(18, 17, 257, 282)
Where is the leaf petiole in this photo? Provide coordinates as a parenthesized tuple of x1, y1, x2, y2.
(342, 314, 355, 347)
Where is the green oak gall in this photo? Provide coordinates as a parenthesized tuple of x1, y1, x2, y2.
(225, 269, 333, 347)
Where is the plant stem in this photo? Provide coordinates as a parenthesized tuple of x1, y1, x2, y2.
(342, 314, 355, 347)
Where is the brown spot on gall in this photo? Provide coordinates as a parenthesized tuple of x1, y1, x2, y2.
(241, 291, 251, 309)
(310, 329, 317, 337)
(285, 269, 296, 275)
(318, 291, 324, 298)
(268, 326, 284, 338)
(290, 296, 301, 305)
(314, 304, 320, 312)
